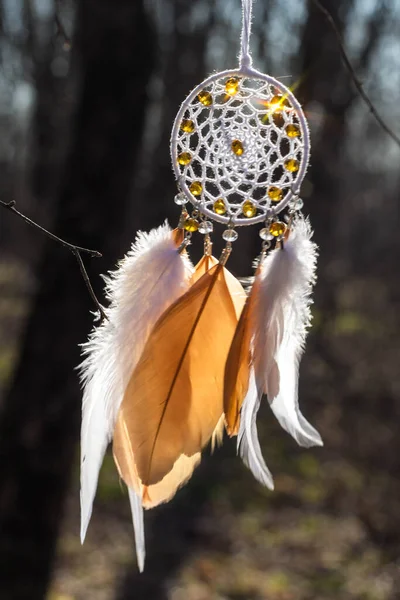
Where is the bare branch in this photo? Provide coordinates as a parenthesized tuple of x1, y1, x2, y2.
(0, 200, 100, 256)
(73, 250, 107, 322)
(0, 199, 107, 321)
(311, 0, 400, 150)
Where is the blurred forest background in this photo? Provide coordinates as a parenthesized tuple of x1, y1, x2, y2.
(0, 0, 399, 598)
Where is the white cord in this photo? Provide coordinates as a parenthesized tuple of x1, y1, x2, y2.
(240, 0, 254, 68)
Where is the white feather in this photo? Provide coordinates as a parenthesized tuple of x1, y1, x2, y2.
(79, 222, 193, 570)
(238, 369, 274, 490)
(128, 488, 145, 573)
(253, 216, 323, 448)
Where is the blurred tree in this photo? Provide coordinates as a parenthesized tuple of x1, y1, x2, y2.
(134, 0, 215, 232)
(295, 1, 390, 386)
(298, 0, 355, 266)
(27, 0, 70, 230)
(299, 0, 387, 276)
(0, 0, 68, 255)
(0, 0, 155, 598)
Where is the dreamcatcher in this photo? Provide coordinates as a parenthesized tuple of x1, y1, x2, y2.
(80, 0, 322, 571)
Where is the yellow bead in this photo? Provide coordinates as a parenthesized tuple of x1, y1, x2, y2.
(225, 77, 240, 96)
(213, 198, 227, 215)
(180, 119, 195, 133)
(231, 139, 244, 156)
(242, 200, 257, 218)
(284, 158, 299, 172)
(286, 124, 300, 138)
(177, 152, 192, 166)
(268, 95, 289, 111)
(269, 221, 287, 237)
(189, 181, 203, 196)
(184, 218, 199, 232)
(268, 186, 283, 202)
(198, 91, 213, 106)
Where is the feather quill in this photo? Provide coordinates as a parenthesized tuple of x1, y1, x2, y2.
(253, 217, 323, 448)
(113, 261, 246, 502)
(79, 222, 192, 570)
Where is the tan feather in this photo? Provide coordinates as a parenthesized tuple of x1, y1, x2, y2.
(113, 418, 201, 508)
(192, 256, 246, 318)
(224, 273, 260, 436)
(113, 263, 245, 495)
(141, 453, 201, 508)
(193, 256, 244, 450)
(223, 264, 248, 319)
(191, 254, 219, 283)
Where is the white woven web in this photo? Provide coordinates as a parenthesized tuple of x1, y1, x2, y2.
(171, 70, 310, 226)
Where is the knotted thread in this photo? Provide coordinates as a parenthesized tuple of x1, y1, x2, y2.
(240, 0, 254, 68)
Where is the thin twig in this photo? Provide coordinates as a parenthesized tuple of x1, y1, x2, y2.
(74, 251, 108, 322)
(311, 0, 400, 150)
(0, 199, 107, 321)
(0, 200, 100, 257)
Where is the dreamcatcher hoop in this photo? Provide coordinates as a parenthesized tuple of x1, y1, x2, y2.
(170, 66, 310, 227)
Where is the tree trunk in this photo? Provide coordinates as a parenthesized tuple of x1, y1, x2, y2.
(0, 1, 155, 598)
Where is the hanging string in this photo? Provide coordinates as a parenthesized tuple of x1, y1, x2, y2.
(240, 0, 254, 68)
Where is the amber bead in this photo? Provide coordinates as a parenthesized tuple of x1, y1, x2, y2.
(190, 181, 203, 196)
(268, 186, 283, 202)
(177, 152, 192, 166)
(213, 198, 227, 215)
(268, 95, 289, 111)
(242, 200, 257, 218)
(286, 124, 300, 138)
(225, 77, 239, 96)
(180, 119, 195, 133)
(284, 158, 299, 172)
(184, 218, 199, 232)
(198, 91, 212, 106)
(231, 139, 244, 156)
(269, 221, 287, 237)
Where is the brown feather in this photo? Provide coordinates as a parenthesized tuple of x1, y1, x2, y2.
(224, 275, 260, 436)
(113, 263, 245, 490)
